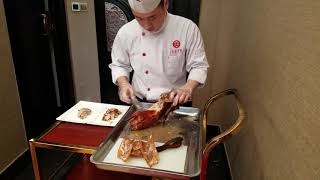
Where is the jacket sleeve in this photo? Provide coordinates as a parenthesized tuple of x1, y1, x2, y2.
(185, 23, 209, 86)
(109, 28, 132, 85)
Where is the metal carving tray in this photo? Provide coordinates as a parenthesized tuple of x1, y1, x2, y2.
(90, 103, 202, 179)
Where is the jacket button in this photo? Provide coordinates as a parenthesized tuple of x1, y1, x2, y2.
(142, 32, 145, 36)
(147, 88, 150, 91)
(145, 70, 149, 74)
(142, 53, 146, 56)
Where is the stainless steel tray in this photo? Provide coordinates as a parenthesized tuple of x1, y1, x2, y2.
(90, 103, 202, 179)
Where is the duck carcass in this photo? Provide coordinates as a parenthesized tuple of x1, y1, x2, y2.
(129, 93, 177, 130)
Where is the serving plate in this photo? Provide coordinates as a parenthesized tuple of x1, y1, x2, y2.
(56, 101, 130, 127)
(90, 103, 202, 179)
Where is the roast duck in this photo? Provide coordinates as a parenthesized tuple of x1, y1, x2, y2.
(118, 93, 183, 167)
(129, 93, 177, 130)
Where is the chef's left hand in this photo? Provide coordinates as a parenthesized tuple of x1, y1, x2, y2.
(169, 87, 192, 106)
(169, 80, 200, 106)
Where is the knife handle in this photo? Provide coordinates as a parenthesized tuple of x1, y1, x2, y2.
(156, 137, 183, 152)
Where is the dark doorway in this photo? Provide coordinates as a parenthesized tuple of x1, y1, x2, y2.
(94, 0, 134, 104)
(4, 0, 74, 139)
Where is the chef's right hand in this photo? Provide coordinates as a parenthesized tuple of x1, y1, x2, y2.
(117, 77, 135, 104)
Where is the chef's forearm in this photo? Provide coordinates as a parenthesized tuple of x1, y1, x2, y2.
(181, 80, 199, 93)
(116, 76, 130, 87)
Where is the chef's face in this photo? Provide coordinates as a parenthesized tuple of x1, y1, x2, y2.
(132, 0, 169, 32)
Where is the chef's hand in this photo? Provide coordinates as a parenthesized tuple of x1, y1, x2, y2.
(117, 76, 135, 104)
(169, 80, 200, 106)
(169, 88, 192, 106)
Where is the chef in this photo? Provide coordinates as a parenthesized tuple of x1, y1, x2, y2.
(109, 0, 209, 106)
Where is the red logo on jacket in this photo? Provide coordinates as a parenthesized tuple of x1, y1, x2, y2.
(173, 40, 180, 48)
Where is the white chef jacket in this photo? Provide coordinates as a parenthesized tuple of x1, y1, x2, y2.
(109, 13, 209, 101)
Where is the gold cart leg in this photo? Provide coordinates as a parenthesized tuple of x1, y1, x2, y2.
(29, 139, 41, 180)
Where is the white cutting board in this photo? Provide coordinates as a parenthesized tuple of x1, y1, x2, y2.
(103, 138, 188, 173)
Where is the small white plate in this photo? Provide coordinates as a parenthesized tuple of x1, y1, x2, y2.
(56, 101, 130, 127)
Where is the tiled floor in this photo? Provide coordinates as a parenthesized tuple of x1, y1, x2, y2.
(12, 125, 231, 180)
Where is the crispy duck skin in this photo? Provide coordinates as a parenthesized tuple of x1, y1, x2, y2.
(117, 135, 159, 167)
(141, 135, 159, 167)
(78, 108, 92, 119)
(117, 135, 183, 167)
(129, 93, 177, 130)
(102, 108, 121, 121)
(131, 141, 143, 157)
(117, 138, 133, 162)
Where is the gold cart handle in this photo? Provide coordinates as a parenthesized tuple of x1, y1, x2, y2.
(200, 89, 246, 180)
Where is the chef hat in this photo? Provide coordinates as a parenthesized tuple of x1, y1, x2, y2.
(128, 0, 162, 13)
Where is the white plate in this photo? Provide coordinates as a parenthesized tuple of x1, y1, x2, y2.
(56, 101, 130, 127)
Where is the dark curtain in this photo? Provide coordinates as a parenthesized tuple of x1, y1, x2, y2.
(168, 0, 201, 25)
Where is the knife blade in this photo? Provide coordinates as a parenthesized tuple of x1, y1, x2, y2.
(131, 97, 144, 111)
